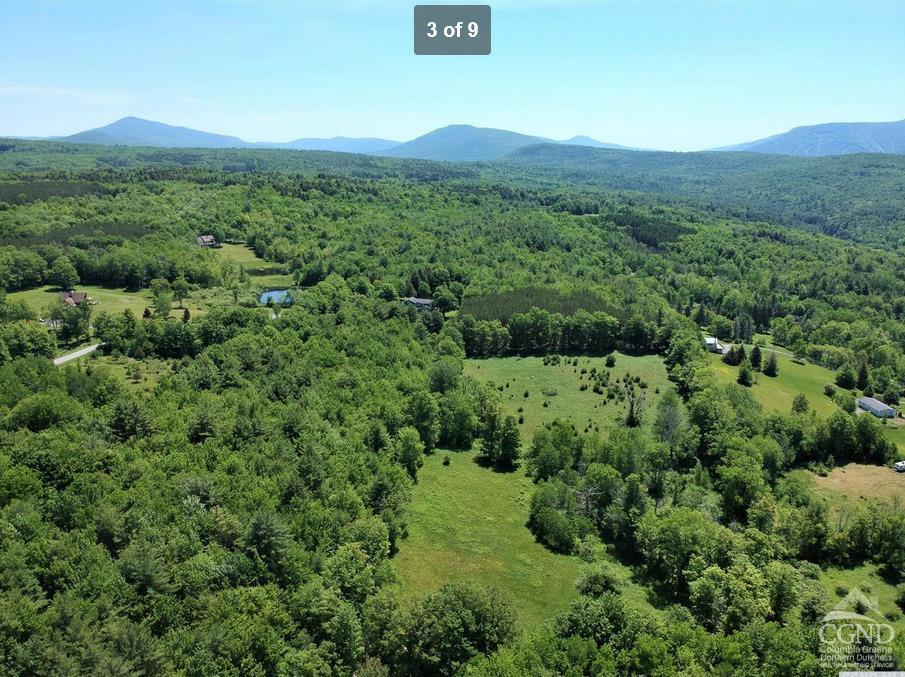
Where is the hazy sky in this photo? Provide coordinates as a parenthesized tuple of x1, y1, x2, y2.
(1, 0, 904, 151)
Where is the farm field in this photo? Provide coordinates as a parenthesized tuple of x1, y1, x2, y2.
(464, 353, 671, 441)
(708, 350, 838, 417)
(393, 449, 582, 629)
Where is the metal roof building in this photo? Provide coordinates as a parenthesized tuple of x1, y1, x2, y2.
(857, 396, 896, 418)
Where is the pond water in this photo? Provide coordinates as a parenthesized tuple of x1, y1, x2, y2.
(259, 289, 292, 305)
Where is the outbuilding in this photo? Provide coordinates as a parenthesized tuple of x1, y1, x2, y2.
(857, 396, 896, 419)
(59, 290, 88, 307)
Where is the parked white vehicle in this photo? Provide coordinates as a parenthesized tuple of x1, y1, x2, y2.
(894, 461, 905, 473)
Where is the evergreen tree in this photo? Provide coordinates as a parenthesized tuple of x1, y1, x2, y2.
(750, 344, 762, 371)
(737, 360, 755, 387)
(763, 352, 779, 377)
(857, 361, 870, 391)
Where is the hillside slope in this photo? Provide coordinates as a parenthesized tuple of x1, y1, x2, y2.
(719, 119, 905, 156)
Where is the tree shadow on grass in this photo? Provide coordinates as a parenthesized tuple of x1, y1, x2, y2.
(471, 453, 521, 474)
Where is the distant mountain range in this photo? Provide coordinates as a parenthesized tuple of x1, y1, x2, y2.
(379, 125, 638, 161)
(50, 117, 400, 154)
(26, 115, 905, 160)
(37, 118, 638, 161)
(716, 119, 905, 156)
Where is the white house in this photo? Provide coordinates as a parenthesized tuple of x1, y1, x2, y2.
(704, 336, 727, 354)
(857, 396, 896, 419)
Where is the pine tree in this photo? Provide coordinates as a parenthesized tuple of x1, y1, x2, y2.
(763, 352, 779, 377)
(857, 361, 870, 391)
(750, 345, 762, 371)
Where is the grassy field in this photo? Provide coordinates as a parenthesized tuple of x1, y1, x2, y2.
(217, 243, 266, 266)
(217, 243, 294, 287)
(393, 449, 582, 629)
(709, 347, 905, 456)
(708, 350, 839, 417)
(819, 562, 905, 662)
(882, 425, 905, 458)
(791, 464, 905, 513)
(8, 284, 205, 320)
(464, 353, 671, 441)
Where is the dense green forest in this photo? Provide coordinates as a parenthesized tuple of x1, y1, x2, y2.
(4, 138, 905, 247)
(0, 140, 904, 675)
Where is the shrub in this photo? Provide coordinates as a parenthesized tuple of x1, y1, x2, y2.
(576, 563, 621, 597)
(532, 507, 576, 553)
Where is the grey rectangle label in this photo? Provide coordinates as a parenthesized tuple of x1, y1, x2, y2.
(414, 5, 491, 55)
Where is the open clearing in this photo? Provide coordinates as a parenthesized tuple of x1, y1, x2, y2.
(217, 243, 294, 287)
(792, 463, 905, 513)
(8, 284, 205, 320)
(710, 349, 905, 456)
(59, 353, 176, 393)
(393, 449, 582, 629)
(464, 353, 671, 441)
(708, 350, 839, 417)
(819, 562, 905, 659)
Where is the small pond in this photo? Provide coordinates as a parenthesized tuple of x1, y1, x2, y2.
(259, 289, 293, 305)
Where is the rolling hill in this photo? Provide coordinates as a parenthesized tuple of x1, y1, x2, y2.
(718, 119, 905, 156)
(500, 143, 905, 245)
(376, 125, 636, 161)
(378, 124, 552, 162)
(60, 117, 251, 148)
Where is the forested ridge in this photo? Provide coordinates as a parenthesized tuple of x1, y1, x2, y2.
(0, 144, 904, 675)
(4, 138, 905, 247)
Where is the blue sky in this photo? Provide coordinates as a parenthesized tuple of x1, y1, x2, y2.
(1, 1, 903, 151)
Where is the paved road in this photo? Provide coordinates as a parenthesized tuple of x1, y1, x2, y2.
(53, 343, 101, 366)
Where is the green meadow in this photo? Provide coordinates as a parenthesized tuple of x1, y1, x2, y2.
(708, 349, 839, 417)
(464, 353, 671, 441)
(709, 347, 905, 456)
(217, 243, 294, 287)
(8, 283, 207, 320)
(818, 562, 905, 664)
(68, 353, 176, 393)
(393, 449, 582, 629)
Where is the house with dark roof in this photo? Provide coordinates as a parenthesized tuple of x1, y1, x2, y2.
(403, 297, 433, 311)
(59, 291, 88, 307)
(196, 234, 219, 247)
(857, 396, 896, 419)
